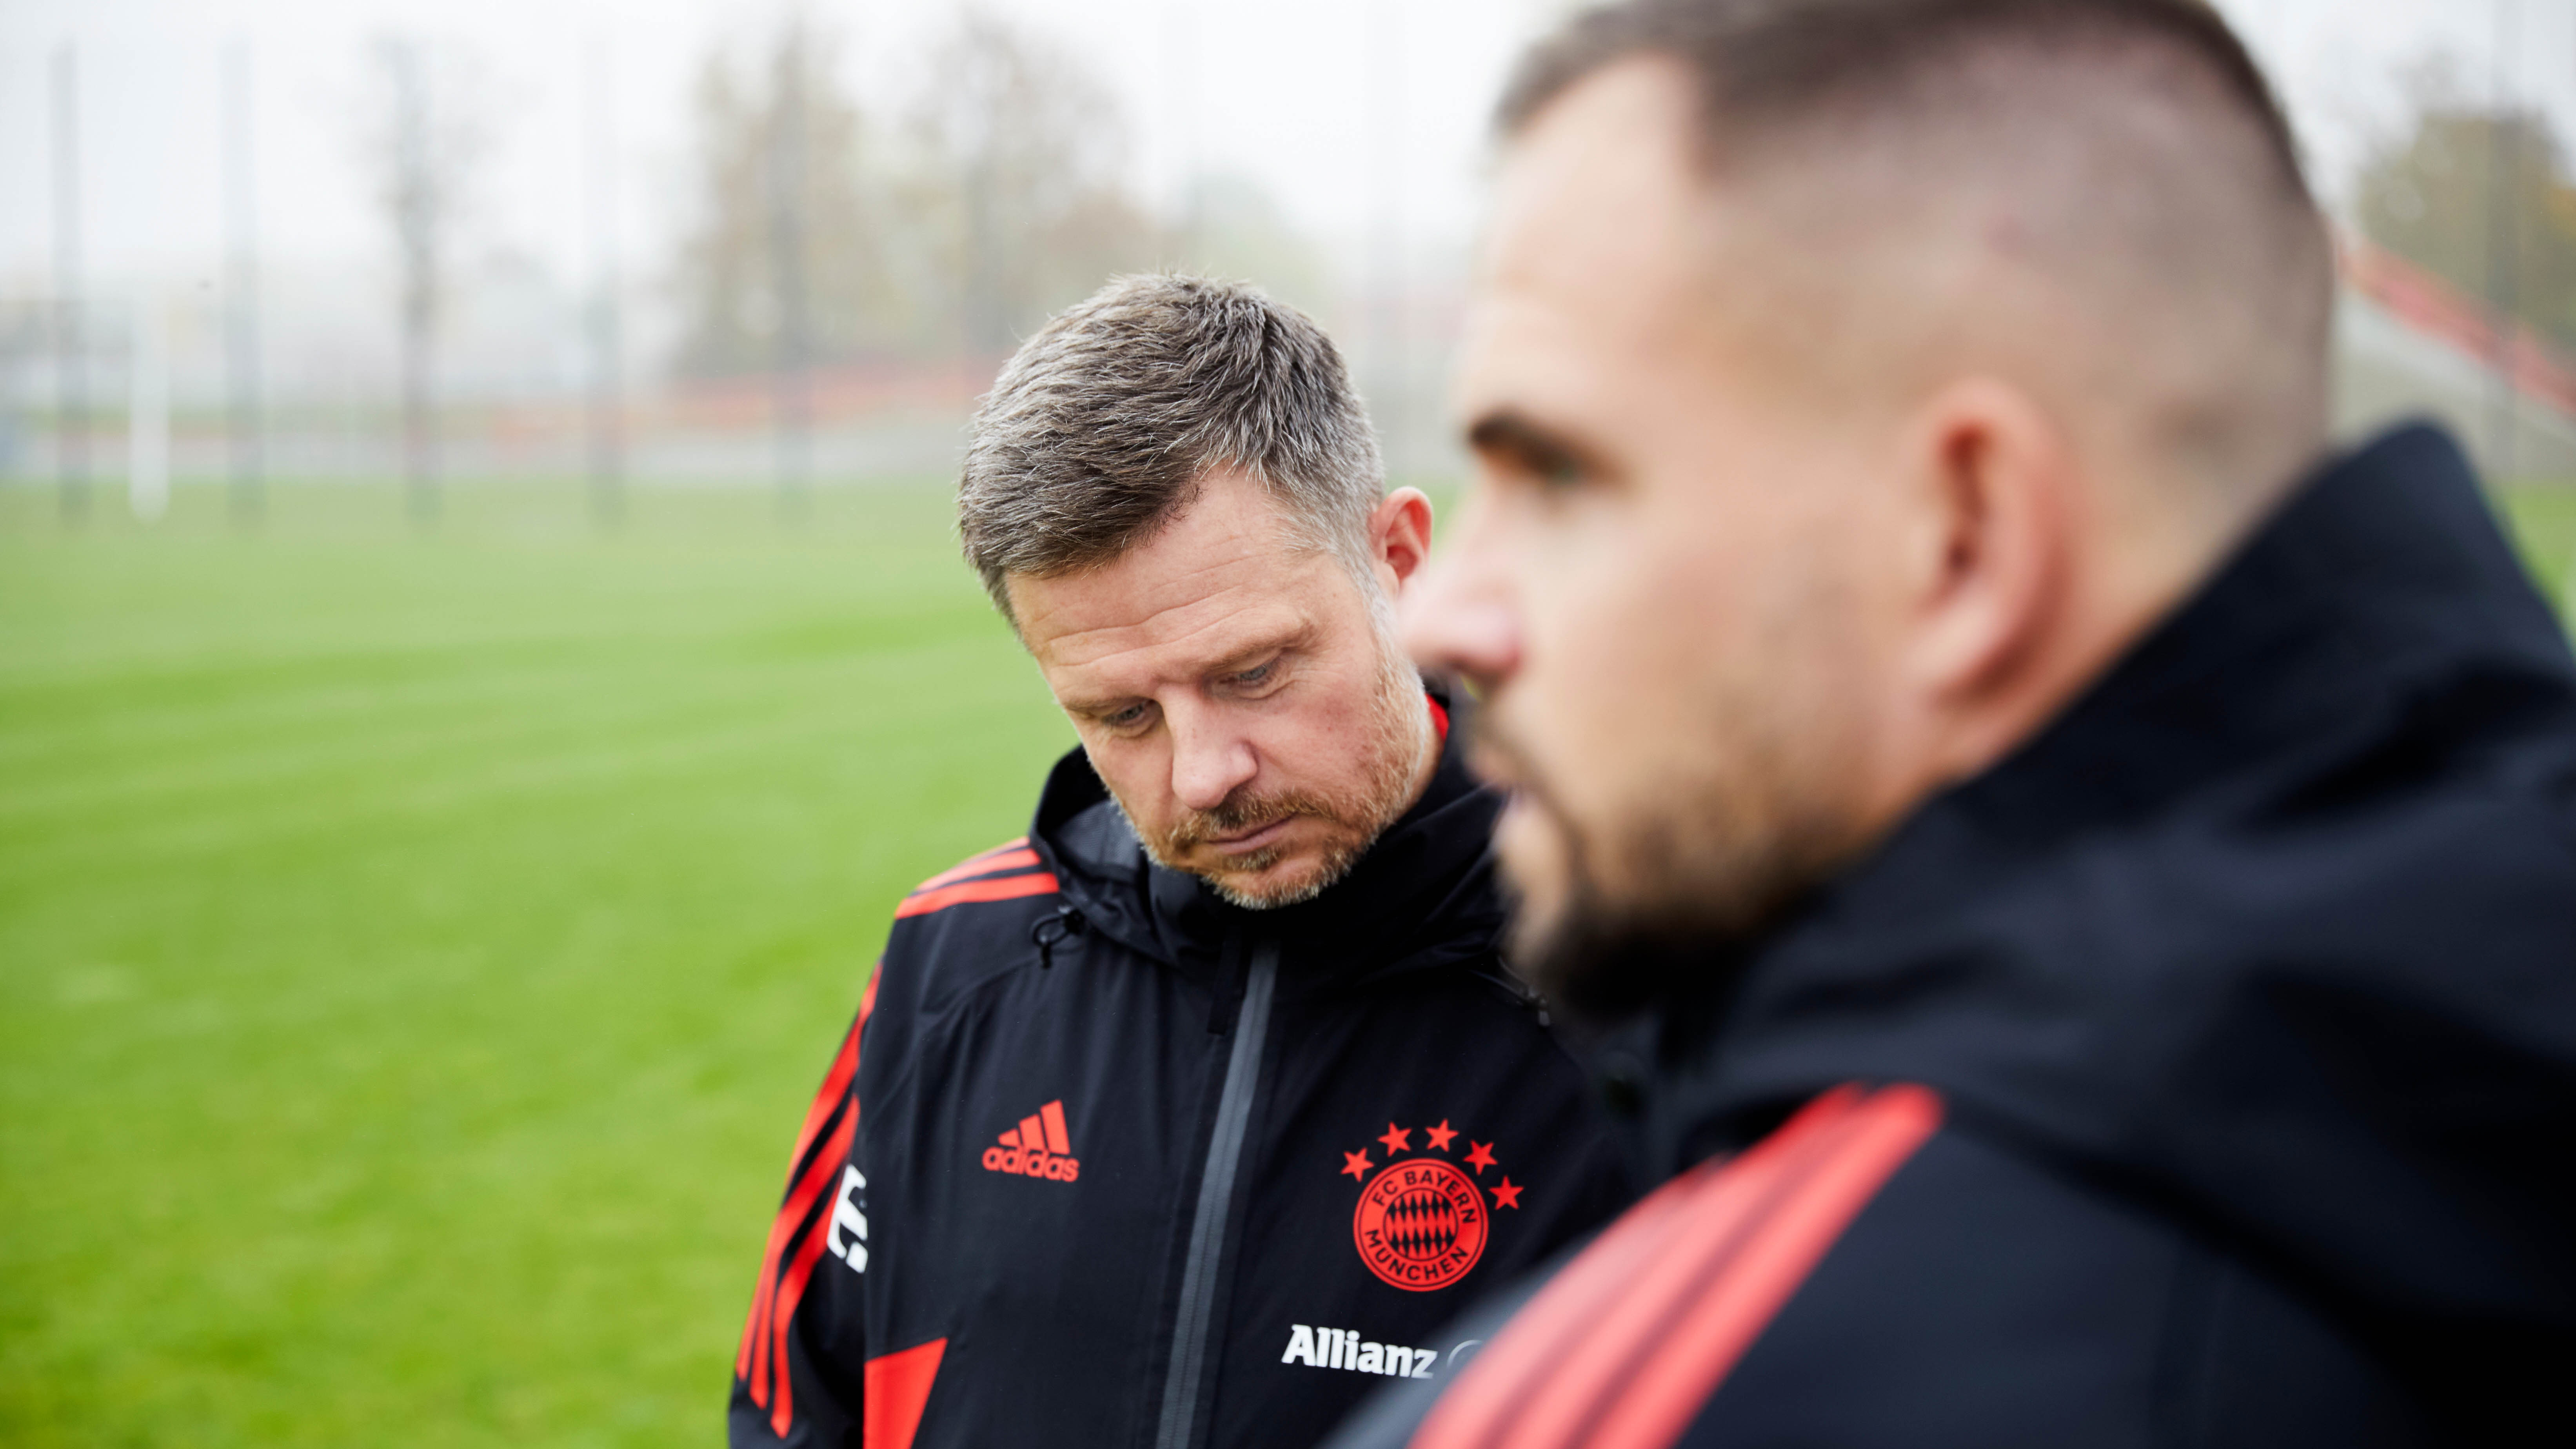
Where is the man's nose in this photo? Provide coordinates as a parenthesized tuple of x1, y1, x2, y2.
(1401, 539, 1522, 697)
(1168, 706, 1260, 813)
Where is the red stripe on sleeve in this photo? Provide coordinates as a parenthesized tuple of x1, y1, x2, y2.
(747, 1106, 861, 1410)
(908, 843, 1040, 895)
(785, 976, 875, 1189)
(1580, 1085, 1941, 1449)
(1409, 1084, 1940, 1449)
(760, 1106, 861, 1429)
(736, 973, 878, 1389)
(1416, 1086, 1868, 1449)
(1427, 692, 1451, 743)
(862, 1338, 949, 1449)
(892, 872, 1059, 919)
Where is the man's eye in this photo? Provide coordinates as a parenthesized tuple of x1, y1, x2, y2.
(1105, 704, 1150, 728)
(1233, 663, 1273, 686)
(1531, 450, 1585, 491)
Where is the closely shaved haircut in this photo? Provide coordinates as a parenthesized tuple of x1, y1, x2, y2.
(1499, 0, 2333, 529)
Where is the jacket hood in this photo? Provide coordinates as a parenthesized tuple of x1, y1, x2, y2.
(1026, 683, 1509, 990)
(1615, 424, 2576, 1387)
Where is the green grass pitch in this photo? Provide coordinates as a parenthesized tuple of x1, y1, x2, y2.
(0, 479, 1073, 1447)
(1, 475, 2571, 1447)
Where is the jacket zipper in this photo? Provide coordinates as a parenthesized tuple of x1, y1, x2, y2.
(1153, 938, 1280, 1449)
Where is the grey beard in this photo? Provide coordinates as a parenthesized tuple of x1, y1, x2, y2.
(1108, 769, 1386, 912)
(1111, 641, 1431, 912)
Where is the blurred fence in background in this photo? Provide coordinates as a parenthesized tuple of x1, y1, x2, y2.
(4, 0, 2576, 523)
(0, 5, 1471, 526)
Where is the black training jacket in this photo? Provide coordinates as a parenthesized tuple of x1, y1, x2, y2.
(729, 695, 1632, 1449)
(1329, 423, 2576, 1449)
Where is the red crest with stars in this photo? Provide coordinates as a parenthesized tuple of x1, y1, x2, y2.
(1342, 1119, 1524, 1292)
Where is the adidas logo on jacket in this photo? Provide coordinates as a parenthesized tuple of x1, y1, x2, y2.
(979, 1100, 1079, 1181)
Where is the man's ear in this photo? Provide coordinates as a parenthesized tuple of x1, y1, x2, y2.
(1895, 377, 2072, 703)
(1372, 488, 1437, 594)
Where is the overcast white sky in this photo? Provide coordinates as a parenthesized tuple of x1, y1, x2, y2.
(0, 0, 1564, 298)
(0, 0, 2570, 306)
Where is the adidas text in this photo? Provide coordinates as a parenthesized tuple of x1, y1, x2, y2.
(1280, 1324, 1437, 1379)
(982, 1099, 1081, 1182)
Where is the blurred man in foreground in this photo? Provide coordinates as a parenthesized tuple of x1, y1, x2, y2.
(1337, 0, 2576, 1444)
(729, 276, 1629, 1449)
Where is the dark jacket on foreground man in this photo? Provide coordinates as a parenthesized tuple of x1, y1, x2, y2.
(730, 697, 1631, 1449)
(1332, 425, 2576, 1449)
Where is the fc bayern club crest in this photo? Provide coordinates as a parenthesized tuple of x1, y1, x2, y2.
(1341, 1119, 1525, 1292)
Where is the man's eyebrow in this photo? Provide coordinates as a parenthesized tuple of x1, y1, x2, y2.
(1204, 621, 1313, 675)
(1060, 693, 1144, 720)
(1463, 408, 1609, 479)
(1056, 621, 1315, 718)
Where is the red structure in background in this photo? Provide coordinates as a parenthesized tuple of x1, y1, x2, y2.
(460, 240, 2576, 469)
(469, 356, 1005, 460)
(2338, 231, 2576, 418)
(650, 357, 1005, 433)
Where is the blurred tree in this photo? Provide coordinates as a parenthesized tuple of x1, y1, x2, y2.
(897, 10, 1158, 356)
(355, 33, 500, 519)
(670, 11, 1312, 374)
(2355, 89, 2576, 352)
(671, 17, 904, 378)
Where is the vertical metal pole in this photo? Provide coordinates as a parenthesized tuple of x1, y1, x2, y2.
(1366, 0, 1407, 483)
(2486, 0, 2521, 483)
(130, 290, 169, 522)
(225, 36, 264, 525)
(769, 24, 811, 524)
(394, 40, 440, 524)
(964, 149, 994, 355)
(52, 42, 87, 523)
(956, 29, 994, 419)
(584, 33, 624, 528)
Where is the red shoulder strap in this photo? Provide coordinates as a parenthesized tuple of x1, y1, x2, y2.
(1411, 1083, 1942, 1449)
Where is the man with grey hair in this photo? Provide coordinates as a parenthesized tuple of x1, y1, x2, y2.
(729, 274, 1630, 1449)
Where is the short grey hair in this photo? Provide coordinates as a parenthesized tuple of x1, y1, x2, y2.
(959, 274, 1386, 624)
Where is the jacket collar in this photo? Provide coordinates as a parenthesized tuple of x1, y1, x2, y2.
(1612, 422, 2576, 1174)
(1946, 422, 2572, 849)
